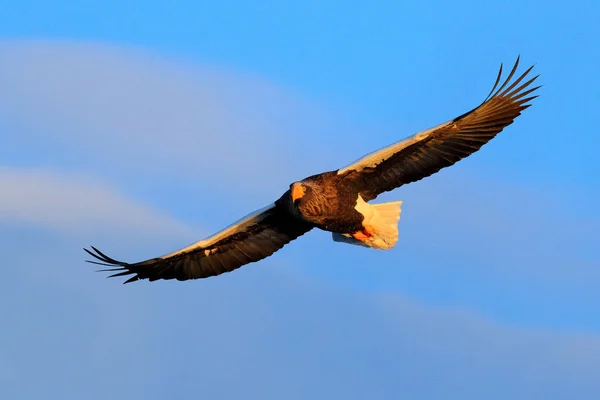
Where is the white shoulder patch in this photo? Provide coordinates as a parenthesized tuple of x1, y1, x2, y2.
(159, 203, 276, 258)
(337, 121, 449, 175)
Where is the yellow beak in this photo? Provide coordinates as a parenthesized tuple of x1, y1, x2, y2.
(291, 183, 305, 202)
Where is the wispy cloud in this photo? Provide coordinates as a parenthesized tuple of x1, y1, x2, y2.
(0, 166, 190, 237)
(4, 243, 600, 399)
(0, 39, 350, 193)
(145, 268, 600, 399)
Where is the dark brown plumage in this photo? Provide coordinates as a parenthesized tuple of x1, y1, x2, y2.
(86, 195, 313, 283)
(85, 57, 540, 283)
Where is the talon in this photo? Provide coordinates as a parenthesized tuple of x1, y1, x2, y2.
(352, 231, 369, 241)
(351, 225, 375, 242)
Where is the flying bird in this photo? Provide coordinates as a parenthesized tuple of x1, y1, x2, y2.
(85, 57, 540, 283)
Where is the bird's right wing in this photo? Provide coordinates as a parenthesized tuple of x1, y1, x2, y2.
(85, 202, 313, 283)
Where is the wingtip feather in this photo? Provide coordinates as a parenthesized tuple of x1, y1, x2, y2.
(84, 246, 140, 283)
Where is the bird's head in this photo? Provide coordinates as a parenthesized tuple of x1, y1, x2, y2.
(287, 181, 321, 222)
(290, 182, 309, 206)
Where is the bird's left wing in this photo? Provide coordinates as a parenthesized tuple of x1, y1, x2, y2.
(337, 57, 540, 201)
(85, 203, 313, 283)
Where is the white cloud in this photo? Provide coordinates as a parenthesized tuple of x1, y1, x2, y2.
(0, 166, 191, 237)
(0, 39, 349, 193)
(5, 250, 599, 400)
(181, 269, 600, 399)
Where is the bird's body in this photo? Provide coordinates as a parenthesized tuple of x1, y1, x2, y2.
(285, 171, 364, 233)
(86, 57, 540, 283)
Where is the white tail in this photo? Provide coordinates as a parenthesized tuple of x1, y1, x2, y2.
(332, 199, 403, 250)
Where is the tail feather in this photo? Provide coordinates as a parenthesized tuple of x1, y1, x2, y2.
(332, 200, 402, 250)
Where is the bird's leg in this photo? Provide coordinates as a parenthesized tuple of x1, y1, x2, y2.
(351, 225, 375, 241)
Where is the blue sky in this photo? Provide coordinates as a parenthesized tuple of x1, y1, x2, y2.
(1, 1, 599, 399)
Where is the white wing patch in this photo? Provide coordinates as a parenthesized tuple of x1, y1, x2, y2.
(337, 121, 449, 175)
(160, 203, 276, 258)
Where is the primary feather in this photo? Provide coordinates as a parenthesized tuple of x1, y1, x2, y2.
(339, 56, 540, 200)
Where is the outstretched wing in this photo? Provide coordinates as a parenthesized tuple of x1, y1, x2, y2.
(85, 202, 313, 283)
(338, 57, 540, 201)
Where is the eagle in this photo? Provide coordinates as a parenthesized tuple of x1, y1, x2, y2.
(85, 57, 540, 283)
